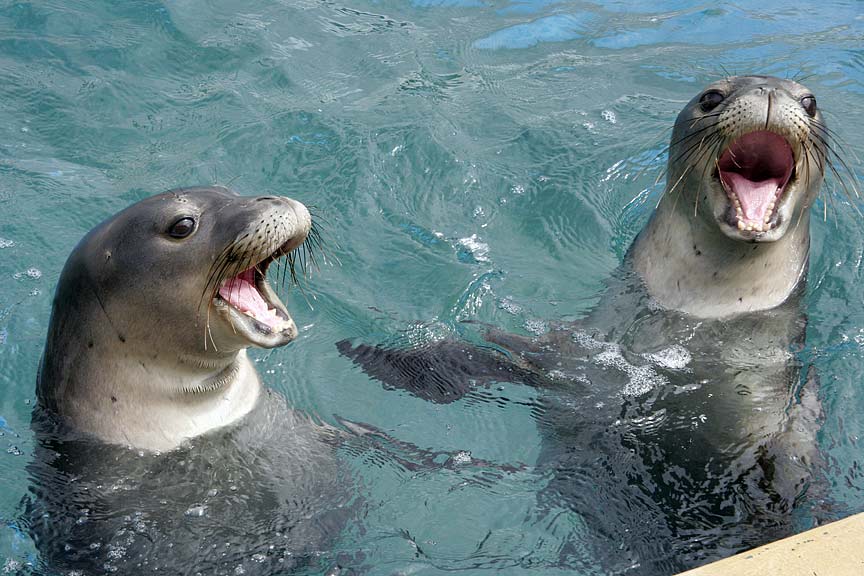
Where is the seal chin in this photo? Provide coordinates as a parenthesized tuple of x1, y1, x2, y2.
(213, 240, 302, 349)
(713, 130, 798, 242)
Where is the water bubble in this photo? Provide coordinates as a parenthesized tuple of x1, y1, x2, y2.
(0, 239, 14, 248)
(498, 298, 522, 315)
(6, 446, 22, 456)
(184, 504, 208, 517)
(456, 234, 490, 263)
(450, 451, 472, 465)
(13, 268, 41, 280)
(601, 109, 617, 124)
(643, 345, 692, 370)
(525, 319, 548, 336)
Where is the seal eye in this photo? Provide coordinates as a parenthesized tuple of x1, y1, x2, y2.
(800, 95, 817, 117)
(699, 90, 725, 112)
(168, 217, 196, 239)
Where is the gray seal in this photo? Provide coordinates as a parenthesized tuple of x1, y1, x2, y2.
(28, 186, 355, 575)
(340, 76, 838, 574)
(38, 186, 311, 451)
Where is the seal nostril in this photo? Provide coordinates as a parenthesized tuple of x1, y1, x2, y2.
(256, 196, 279, 202)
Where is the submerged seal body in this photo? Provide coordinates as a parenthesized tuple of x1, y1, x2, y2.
(29, 187, 353, 574)
(341, 76, 834, 573)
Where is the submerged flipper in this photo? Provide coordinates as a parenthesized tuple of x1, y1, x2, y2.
(336, 338, 546, 403)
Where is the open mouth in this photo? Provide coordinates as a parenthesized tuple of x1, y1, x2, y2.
(717, 130, 795, 233)
(214, 252, 295, 336)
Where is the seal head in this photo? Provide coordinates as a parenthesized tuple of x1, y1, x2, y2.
(38, 186, 312, 450)
(632, 76, 828, 317)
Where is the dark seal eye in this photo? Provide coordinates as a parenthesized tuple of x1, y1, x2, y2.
(168, 217, 196, 239)
(699, 90, 725, 112)
(800, 95, 817, 117)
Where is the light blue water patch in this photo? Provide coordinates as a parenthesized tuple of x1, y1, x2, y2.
(409, 0, 486, 7)
(400, 222, 444, 247)
(497, 0, 565, 16)
(474, 13, 596, 50)
(594, 5, 864, 49)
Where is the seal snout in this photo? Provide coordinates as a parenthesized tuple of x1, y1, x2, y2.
(717, 130, 794, 233)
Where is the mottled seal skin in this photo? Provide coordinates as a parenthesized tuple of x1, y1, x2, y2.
(341, 77, 835, 574)
(29, 187, 356, 575)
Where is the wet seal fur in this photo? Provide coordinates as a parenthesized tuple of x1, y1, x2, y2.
(340, 76, 845, 574)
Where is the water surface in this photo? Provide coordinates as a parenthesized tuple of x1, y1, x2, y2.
(1, 0, 863, 573)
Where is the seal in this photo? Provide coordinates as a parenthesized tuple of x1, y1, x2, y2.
(37, 186, 311, 452)
(28, 187, 356, 575)
(340, 76, 840, 574)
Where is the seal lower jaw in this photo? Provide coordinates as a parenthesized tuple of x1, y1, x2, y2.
(214, 248, 300, 349)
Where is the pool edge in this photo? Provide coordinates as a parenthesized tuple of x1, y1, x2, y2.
(676, 511, 864, 576)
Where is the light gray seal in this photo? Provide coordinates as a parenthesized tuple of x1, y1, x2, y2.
(38, 186, 311, 451)
(340, 76, 839, 574)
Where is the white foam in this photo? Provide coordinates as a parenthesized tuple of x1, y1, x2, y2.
(643, 345, 692, 371)
(572, 329, 668, 397)
(457, 234, 490, 262)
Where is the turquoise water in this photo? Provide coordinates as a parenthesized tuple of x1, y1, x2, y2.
(1, 0, 863, 573)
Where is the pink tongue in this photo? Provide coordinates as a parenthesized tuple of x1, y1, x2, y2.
(720, 172, 781, 223)
(218, 269, 283, 330)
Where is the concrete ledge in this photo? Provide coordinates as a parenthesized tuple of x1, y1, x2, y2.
(677, 512, 864, 576)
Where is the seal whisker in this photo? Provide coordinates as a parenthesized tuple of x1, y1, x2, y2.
(807, 129, 861, 200)
(662, 163, 694, 211)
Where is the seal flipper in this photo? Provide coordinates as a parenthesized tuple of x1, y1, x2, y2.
(336, 338, 546, 404)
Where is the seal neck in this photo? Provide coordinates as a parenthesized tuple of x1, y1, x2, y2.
(630, 201, 810, 318)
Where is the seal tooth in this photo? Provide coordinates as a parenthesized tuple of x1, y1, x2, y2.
(754, 222, 763, 232)
(737, 220, 746, 230)
(746, 224, 754, 231)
